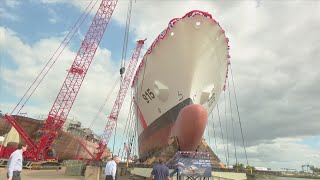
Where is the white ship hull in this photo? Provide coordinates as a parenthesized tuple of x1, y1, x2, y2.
(133, 10, 229, 157)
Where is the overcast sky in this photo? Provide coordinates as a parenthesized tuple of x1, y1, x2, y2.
(0, 0, 319, 171)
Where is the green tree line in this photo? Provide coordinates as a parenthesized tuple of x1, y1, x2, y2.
(310, 166, 320, 173)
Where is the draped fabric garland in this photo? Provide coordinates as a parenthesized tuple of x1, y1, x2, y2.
(132, 10, 230, 90)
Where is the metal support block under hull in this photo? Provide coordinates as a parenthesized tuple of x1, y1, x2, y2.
(138, 137, 223, 168)
(131, 168, 247, 180)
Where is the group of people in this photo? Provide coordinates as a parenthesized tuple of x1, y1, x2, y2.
(6, 144, 170, 180)
(105, 156, 170, 180)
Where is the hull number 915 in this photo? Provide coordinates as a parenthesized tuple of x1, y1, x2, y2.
(142, 88, 155, 103)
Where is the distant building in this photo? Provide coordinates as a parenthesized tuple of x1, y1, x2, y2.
(255, 167, 270, 171)
(63, 116, 80, 131)
(0, 136, 4, 144)
(280, 168, 297, 172)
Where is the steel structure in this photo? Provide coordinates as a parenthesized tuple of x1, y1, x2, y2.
(5, 0, 118, 160)
(95, 39, 145, 160)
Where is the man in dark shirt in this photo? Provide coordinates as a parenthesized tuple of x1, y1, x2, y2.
(149, 159, 170, 180)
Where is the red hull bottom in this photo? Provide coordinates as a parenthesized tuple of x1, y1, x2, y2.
(138, 101, 207, 156)
(171, 104, 208, 151)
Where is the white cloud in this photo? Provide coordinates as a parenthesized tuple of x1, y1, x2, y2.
(49, 18, 57, 24)
(0, 25, 139, 155)
(4, 0, 20, 8)
(48, 8, 58, 24)
(0, 26, 125, 133)
(248, 138, 320, 170)
(204, 134, 320, 170)
(0, 0, 20, 21)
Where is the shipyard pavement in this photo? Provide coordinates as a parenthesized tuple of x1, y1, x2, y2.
(0, 167, 130, 180)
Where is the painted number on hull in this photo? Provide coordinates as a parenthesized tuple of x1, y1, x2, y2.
(142, 88, 155, 103)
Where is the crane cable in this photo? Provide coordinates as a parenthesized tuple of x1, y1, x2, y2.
(124, 96, 135, 145)
(89, 77, 120, 130)
(130, 87, 140, 165)
(206, 116, 211, 147)
(120, 101, 136, 165)
(216, 104, 229, 168)
(111, 0, 134, 156)
(130, 111, 138, 156)
(119, 99, 134, 160)
(130, 116, 138, 165)
(125, 109, 135, 161)
(227, 78, 238, 165)
(124, 99, 135, 156)
(11, 0, 99, 115)
(6, 0, 98, 157)
(120, 0, 134, 77)
(68, 76, 120, 158)
(230, 63, 249, 166)
(211, 112, 218, 154)
(223, 92, 230, 166)
(120, 100, 133, 150)
(132, 111, 139, 167)
(125, 118, 135, 162)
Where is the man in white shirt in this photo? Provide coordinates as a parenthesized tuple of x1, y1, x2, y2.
(105, 155, 120, 180)
(7, 143, 28, 180)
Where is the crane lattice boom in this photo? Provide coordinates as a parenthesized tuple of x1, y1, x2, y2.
(95, 39, 145, 160)
(5, 0, 118, 160)
(36, 0, 118, 160)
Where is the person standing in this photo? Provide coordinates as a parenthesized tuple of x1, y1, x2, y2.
(105, 155, 120, 180)
(7, 143, 27, 180)
(150, 159, 170, 180)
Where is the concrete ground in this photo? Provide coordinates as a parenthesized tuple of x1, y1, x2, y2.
(0, 167, 130, 180)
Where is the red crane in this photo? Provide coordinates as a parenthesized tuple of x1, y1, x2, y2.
(4, 0, 118, 160)
(94, 39, 145, 160)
